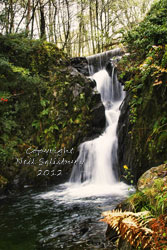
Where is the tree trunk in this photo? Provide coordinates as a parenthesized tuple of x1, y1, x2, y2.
(26, 0, 31, 32)
(95, 0, 100, 52)
(31, 0, 35, 38)
(39, 0, 46, 39)
(89, 1, 95, 54)
(63, 0, 70, 50)
(9, 0, 14, 33)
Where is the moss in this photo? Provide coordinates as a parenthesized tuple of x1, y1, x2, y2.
(161, 45, 167, 68)
(118, 1, 167, 180)
(120, 181, 167, 216)
(0, 175, 8, 189)
(0, 34, 98, 190)
(120, 165, 167, 216)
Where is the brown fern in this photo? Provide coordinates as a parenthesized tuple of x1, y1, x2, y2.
(100, 210, 153, 249)
(149, 215, 167, 250)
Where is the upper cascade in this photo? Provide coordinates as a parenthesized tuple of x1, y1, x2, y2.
(86, 48, 124, 75)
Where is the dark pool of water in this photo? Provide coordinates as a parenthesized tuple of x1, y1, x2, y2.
(0, 184, 130, 250)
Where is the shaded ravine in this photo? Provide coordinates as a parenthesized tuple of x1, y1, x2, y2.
(0, 49, 133, 250)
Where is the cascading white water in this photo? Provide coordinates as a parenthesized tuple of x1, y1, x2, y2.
(86, 48, 124, 75)
(70, 61, 124, 186)
(39, 50, 133, 200)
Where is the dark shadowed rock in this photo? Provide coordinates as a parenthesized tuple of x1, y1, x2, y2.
(67, 65, 88, 79)
(68, 63, 106, 142)
(89, 78, 96, 88)
(91, 102, 105, 128)
(106, 224, 118, 242)
(70, 57, 89, 76)
(117, 93, 136, 183)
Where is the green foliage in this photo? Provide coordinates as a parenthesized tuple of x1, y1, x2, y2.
(0, 175, 8, 188)
(0, 53, 43, 184)
(122, 165, 134, 184)
(0, 34, 96, 190)
(123, 0, 167, 58)
(128, 191, 149, 212)
(0, 33, 67, 75)
(127, 178, 167, 216)
(118, 0, 167, 170)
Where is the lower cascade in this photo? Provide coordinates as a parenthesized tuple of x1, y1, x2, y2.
(70, 68, 123, 185)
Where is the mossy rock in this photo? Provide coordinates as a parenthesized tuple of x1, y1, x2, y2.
(0, 34, 106, 191)
(137, 163, 167, 191)
(117, 0, 167, 183)
(0, 175, 8, 189)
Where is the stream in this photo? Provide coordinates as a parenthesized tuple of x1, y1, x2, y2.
(0, 183, 133, 250)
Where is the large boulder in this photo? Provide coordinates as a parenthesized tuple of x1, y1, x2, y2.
(137, 163, 167, 191)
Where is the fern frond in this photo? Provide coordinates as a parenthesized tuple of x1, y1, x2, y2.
(100, 209, 153, 249)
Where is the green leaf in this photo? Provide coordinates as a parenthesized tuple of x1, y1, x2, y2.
(40, 99, 49, 107)
(52, 124, 59, 130)
(40, 108, 49, 116)
(32, 120, 40, 129)
(80, 93, 84, 99)
(69, 118, 73, 124)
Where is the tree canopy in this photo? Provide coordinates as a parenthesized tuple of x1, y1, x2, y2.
(0, 0, 155, 56)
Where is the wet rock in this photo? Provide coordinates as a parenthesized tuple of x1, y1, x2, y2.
(67, 66, 97, 98)
(106, 61, 113, 75)
(68, 66, 85, 78)
(91, 102, 106, 128)
(91, 92, 101, 103)
(69, 57, 106, 142)
(70, 57, 89, 76)
(117, 93, 136, 183)
(79, 223, 89, 235)
(106, 58, 122, 77)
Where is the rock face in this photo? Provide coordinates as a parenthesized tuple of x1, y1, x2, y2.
(91, 92, 105, 125)
(53, 64, 106, 182)
(91, 102, 105, 128)
(70, 58, 106, 140)
(117, 77, 167, 185)
(116, 0, 167, 185)
(117, 92, 139, 184)
(70, 57, 89, 76)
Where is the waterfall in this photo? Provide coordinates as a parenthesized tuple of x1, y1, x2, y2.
(69, 49, 125, 187)
(86, 48, 124, 75)
(39, 49, 132, 200)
